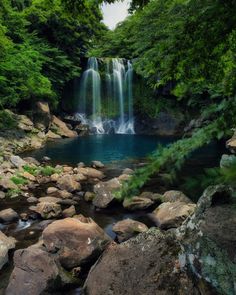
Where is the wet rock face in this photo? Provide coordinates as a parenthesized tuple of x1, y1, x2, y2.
(42, 217, 112, 269)
(84, 228, 198, 295)
(177, 185, 236, 295)
(0, 231, 16, 270)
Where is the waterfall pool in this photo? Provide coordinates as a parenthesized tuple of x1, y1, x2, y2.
(22, 134, 176, 166)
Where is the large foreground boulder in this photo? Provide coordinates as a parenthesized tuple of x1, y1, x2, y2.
(6, 242, 74, 295)
(93, 178, 121, 208)
(84, 228, 198, 295)
(42, 217, 112, 269)
(177, 185, 236, 295)
(0, 231, 16, 270)
(33, 101, 51, 131)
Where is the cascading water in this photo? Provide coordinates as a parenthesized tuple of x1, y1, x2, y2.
(78, 57, 104, 133)
(76, 57, 135, 134)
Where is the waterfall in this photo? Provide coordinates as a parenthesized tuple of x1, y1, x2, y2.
(78, 57, 104, 134)
(76, 57, 135, 134)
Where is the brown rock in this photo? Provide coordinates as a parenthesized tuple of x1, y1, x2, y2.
(22, 171, 36, 182)
(84, 229, 198, 295)
(51, 115, 77, 138)
(152, 201, 196, 229)
(93, 178, 121, 208)
(42, 217, 112, 269)
(57, 175, 81, 192)
(62, 205, 76, 218)
(47, 187, 59, 194)
(33, 202, 62, 219)
(0, 231, 16, 270)
(78, 167, 105, 180)
(162, 190, 193, 204)
(112, 219, 148, 242)
(0, 208, 19, 224)
(6, 243, 62, 295)
(84, 192, 95, 202)
(123, 196, 154, 211)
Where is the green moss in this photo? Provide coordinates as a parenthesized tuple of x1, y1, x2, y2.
(11, 175, 28, 186)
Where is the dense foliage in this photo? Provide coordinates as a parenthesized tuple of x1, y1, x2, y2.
(89, 0, 236, 197)
(93, 0, 236, 105)
(0, 0, 106, 109)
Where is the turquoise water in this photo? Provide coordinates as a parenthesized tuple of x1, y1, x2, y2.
(24, 134, 175, 165)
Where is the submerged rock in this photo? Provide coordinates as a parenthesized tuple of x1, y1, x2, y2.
(152, 201, 196, 229)
(0, 231, 16, 270)
(112, 218, 148, 242)
(91, 161, 104, 169)
(42, 217, 112, 269)
(84, 228, 198, 295)
(123, 196, 154, 211)
(0, 208, 19, 224)
(93, 178, 121, 208)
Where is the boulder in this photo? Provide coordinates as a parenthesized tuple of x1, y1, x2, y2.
(6, 243, 73, 295)
(112, 219, 148, 242)
(17, 115, 34, 132)
(10, 155, 26, 168)
(38, 196, 62, 204)
(22, 171, 36, 182)
(33, 101, 51, 131)
(27, 196, 38, 203)
(220, 154, 236, 168)
(51, 115, 77, 138)
(42, 217, 111, 269)
(93, 178, 121, 208)
(0, 208, 19, 224)
(0, 176, 18, 190)
(47, 187, 59, 194)
(51, 173, 59, 182)
(91, 161, 104, 169)
(0, 231, 16, 270)
(177, 185, 236, 295)
(84, 192, 95, 202)
(152, 201, 196, 229)
(78, 167, 105, 179)
(123, 196, 154, 211)
(122, 168, 134, 175)
(57, 175, 81, 192)
(46, 130, 61, 140)
(84, 229, 198, 295)
(74, 173, 87, 182)
(117, 174, 131, 182)
(0, 191, 5, 199)
(138, 191, 163, 202)
(23, 157, 40, 166)
(62, 205, 76, 218)
(56, 190, 72, 199)
(162, 190, 193, 204)
(33, 202, 62, 219)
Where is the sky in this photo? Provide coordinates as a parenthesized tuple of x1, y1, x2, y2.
(101, 1, 130, 30)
